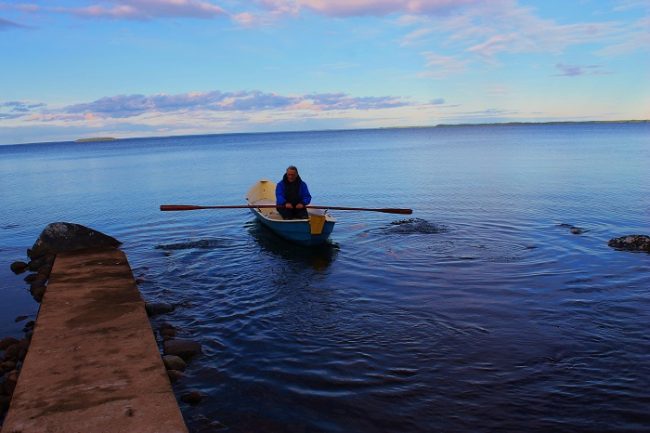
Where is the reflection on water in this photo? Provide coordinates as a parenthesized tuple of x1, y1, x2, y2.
(246, 220, 339, 272)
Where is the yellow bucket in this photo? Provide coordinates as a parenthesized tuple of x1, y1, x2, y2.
(309, 214, 326, 235)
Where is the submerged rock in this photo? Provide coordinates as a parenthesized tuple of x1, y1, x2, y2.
(558, 223, 586, 235)
(180, 390, 207, 405)
(608, 235, 650, 253)
(28, 222, 121, 259)
(386, 218, 447, 234)
(163, 339, 202, 361)
(159, 323, 177, 340)
(167, 369, 184, 383)
(145, 302, 175, 316)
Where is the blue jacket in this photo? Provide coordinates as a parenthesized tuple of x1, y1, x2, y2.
(276, 175, 312, 206)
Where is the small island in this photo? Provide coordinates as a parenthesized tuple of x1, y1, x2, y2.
(74, 137, 117, 143)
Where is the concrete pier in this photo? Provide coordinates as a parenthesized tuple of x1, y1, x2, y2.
(1, 248, 188, 433)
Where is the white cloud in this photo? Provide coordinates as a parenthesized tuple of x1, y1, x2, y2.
(418, 52, 468, 78)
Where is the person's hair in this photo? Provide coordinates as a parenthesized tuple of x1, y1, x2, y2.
(287, 165, 299, 173)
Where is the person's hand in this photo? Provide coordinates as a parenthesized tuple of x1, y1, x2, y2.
(296, 203, 304, 209)
(285, 203, 294, 209)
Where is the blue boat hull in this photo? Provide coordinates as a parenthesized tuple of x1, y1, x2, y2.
(250, 209, 335, 246)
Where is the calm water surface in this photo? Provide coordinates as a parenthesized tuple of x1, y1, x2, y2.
(1, 124, 649, 432)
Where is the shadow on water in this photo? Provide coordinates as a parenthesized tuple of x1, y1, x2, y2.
(154, 238, 233, 250)
(246, 220, 339, 271)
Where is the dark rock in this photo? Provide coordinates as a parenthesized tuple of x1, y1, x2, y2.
(160, 328, 176, 340)
(387, 218, 447, 234)
(28, 222, 121, 259)
(23, 273, 39, 284)
(180, 390, 206, 405)
(159, 323, 177, 340)
(30, 284, 46, 303)
(167, 370, 184, 383)
(10, 261, 28, 274)
(162, 355, 187, 371)
(1, 361, 16, 372)
(558, 223, 586, 234)
(16, 339, 29, 361)
(0, 338, 19, 351)
(2, 345, 19, 362)
(27, 257, 47, 272)
(608, 235, 650, 252)
(0, 394, 10, 413)
(145, 302, 175, 316)
(2, 370, 18, 396)
(163, 339, 202, 361)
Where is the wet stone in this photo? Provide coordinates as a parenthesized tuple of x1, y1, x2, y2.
(1, 361, 16, 372)
(180, 390, 206, 405)
(0, 338, 19, 351)
(608, 234, 650, 252)
(163, 339, 202, 361)
(22, 321, 35, 333)
(30, 285, 46, 303)
(159, 322, 177, 340)
(167, 369, 184, 383)
(28, 222, 121, 259)
(162, 355, 187, 371)
(145, 302, 175, 316)
(10, 261, 28, 274)
(2, 345, 19, 362)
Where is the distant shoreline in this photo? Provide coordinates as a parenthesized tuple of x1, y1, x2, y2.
(433, 119, 649, 128)
(74, 137, 117, 143)
(2, 120, 648, 147)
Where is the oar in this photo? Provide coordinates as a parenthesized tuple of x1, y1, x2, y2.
(160, 204, 412, 215)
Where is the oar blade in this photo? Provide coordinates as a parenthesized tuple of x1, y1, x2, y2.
(381, 208, 413, 215)
(160, 205, 204, 211)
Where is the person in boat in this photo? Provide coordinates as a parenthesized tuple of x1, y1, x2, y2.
(276, 165, 311, 220)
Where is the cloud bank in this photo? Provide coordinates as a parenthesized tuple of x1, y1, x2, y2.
(58, 90, 410, 119)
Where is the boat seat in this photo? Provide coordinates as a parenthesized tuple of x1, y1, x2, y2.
(251, 199, 283, 220)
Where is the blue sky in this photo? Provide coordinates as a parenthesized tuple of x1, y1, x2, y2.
(0, 0, 648, 145)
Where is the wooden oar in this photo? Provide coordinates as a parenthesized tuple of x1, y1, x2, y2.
(160, 204, 412, 215)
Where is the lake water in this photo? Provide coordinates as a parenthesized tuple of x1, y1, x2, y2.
(1, 123, 649, 432)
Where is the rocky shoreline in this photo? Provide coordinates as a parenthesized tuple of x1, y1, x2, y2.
(1, 222, 205, 428)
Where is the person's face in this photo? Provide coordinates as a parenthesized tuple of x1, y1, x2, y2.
(286, 169, 298, 182)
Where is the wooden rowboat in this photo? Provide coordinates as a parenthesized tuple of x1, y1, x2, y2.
(246, 180, 336, 246)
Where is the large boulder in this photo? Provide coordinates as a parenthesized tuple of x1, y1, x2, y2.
(28, 222, 121, 259)
(608, 235, 650, 253)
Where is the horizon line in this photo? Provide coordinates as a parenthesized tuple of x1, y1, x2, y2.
(2, 119, 648, 148)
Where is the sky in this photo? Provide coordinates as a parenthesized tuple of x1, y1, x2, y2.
(0, 0, 648, 145)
